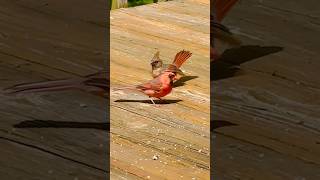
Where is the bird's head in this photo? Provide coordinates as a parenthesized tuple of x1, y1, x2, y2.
(168, 72, 177, 86)
(151, 60, 162, 69)
(164, 65, 179, 80)
(151, 51, 163, 69)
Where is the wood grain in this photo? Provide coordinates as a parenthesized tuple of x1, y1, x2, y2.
(0, 0, 108, 179)
(213, 0, 320, 179)
(110, 0, 210, 179)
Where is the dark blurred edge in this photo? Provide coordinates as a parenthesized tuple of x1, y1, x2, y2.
(210, 0, 215, 179)
(106, 0, 111, 178)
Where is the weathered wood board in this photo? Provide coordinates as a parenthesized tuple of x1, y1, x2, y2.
(110, 0, 210, 179)
(213, 0, 320, 179)
(0, 0, 108, 179)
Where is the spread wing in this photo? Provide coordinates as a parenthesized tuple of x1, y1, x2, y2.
(163, 64, 185, 76)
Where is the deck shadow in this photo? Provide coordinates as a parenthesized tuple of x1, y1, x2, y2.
(211, 120, 237, 131)
(14, 120, 109, 131)
(173, 76, 198, 87)
(115, 99, 182, 104)
(211, 45, 283, 81)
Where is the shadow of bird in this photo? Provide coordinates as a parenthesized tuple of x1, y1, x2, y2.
(14, 120, 109, 131)
(211, 120, 237, 131)
(115, 99, 181, 104)
(173, 76, 198, 87)
(211, 45, 283, 81)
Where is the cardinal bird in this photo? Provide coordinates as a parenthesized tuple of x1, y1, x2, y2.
(212, 0, 240, 61)
(114, 70, 176, 105)
(3, 71, 109, 97)
(150, 50, 192, 79)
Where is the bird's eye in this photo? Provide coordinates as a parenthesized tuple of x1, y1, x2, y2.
(169, 73, 175, 78)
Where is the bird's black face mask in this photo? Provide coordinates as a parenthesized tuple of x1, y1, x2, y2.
(151, 60, 162, 69)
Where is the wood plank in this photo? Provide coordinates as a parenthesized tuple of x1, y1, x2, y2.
(213, 0, 320, 179)
(0, 0, 108, 179)
(110, 0, 210, 179)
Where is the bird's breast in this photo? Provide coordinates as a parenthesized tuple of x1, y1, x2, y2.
(159, 85, 172, 97)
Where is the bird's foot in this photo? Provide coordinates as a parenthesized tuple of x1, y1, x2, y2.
(150, 98, 161, 107)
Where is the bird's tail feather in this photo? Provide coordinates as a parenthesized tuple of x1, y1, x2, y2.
(172, 50, 192, 68)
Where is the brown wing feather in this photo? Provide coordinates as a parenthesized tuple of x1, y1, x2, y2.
(137, 76, 163, 91)
(172, 50, 192, 68)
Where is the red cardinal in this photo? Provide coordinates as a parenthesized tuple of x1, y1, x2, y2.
(114, 50, 192, 105)
(114, 70, 176, 105)
(212, 0, 240, 61)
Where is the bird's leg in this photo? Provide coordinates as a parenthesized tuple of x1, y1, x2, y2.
(149, 97, 161, 107)
(149, 97, 156, 105)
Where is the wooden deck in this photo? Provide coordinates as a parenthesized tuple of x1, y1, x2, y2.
(213, 0, 320, 179)
(0, 0, 108, 179)
(2, 0, 318, 179)
(0, 0, 210, 180)
(110, 0, 210, 179)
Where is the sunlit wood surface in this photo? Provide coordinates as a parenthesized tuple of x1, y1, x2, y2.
(110, 0, 210, 179)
